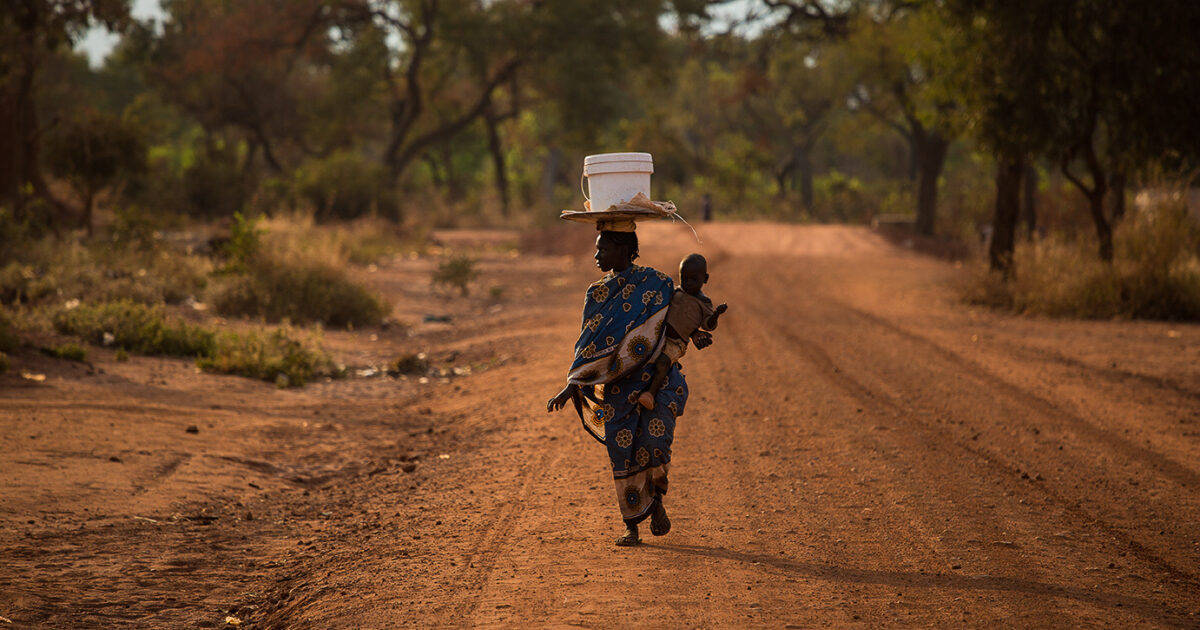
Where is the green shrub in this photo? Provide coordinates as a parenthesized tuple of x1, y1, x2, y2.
(198, 328, 338, 386)
(210, 260, 388, 329)
(53, 300, 215, 357)
(294, 151, 398, 221)
(182, 142, 250, 217)
(41, 343, 88, 362)
(220, 211, 264, 271)
(51, 300, 337, 386)
(965, 198, 1200, 320)
(432, 255, 478, 296)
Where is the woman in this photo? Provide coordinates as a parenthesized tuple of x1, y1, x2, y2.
(546, 230, 688, 546)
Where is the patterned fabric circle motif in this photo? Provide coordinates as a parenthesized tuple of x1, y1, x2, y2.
(648, 417, 666, 437)
(625, 487, 641, 507)
(628, 335, 651, 360)
(636, 447, 650, 467)
(591, 284, 610, 302)
(615, 428, 633, 448)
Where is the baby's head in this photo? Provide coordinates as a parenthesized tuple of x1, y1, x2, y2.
(679, 253, 708, 295)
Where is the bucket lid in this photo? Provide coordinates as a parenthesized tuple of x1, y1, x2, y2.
(583, 152, 653, 166)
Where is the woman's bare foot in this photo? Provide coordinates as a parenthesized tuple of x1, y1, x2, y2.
(637, 392, 655, 410)
(615, 525, 641, 546)
(650, 501, 670, 536)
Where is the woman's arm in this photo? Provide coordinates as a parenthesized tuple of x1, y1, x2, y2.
(546, 383, 581, 412)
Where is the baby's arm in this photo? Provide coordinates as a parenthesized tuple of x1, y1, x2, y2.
(703, 303, 728, 330)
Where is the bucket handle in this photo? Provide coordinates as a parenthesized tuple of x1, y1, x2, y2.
(580, 171, 590, 203)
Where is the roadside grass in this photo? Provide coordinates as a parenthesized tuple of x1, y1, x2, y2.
(432, 255, 478, 296)
(965, 198, 1200, 320)
(54, 300, 215, 356)
(210, 213, 391, 329)
(197, 328, 339, 387)
(0, 238, 210, 307)
(52, 300, 339, 385)
(40, 342, 88, 362)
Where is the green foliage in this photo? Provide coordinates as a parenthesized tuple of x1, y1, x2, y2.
(181, 142, 250, 217)
(41, 343, 88, 362)
(294, 151, 398, 221)
(210, 260, 388, 329)
(197, 328, 338, 387)
(0, 236, 209, 307)
(432, 255, 478, 296)
(43, 108, 147, 231)
(221, 212, 263, 271)
(53, 300, 215, 357)
(50, 299, 336, 385)
(965, 200, 1200, 320)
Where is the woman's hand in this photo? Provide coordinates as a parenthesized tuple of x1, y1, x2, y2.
(547, 383, 580, 412)
(691, 330, 714, 349)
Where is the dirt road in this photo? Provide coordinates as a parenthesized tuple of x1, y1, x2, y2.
(2, 223, 1198, 627)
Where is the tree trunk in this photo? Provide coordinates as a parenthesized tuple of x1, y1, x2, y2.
(1021, 163, 1038, 237)
(906, 134, 918, 182)
(1086, 191, 1113, 262)
(83, 190, 95, 238)
(483, 109, 510, 216)
(914, 132, 949, 236)
(6, 46, 72, 229)
(989, 152, 1025, 275)
(1110, 171, 1127, 223)
(796, 145, 814, 214)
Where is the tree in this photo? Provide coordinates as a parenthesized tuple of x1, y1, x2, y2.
(0, 0, 130, 223)
(846, 5, 959, 236)
(947, 0, 1200, 266)
(44, 108, 145, 235)
(739, 36, 848, 213)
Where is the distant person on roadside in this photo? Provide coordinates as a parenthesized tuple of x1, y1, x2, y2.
(638, 254, 726, 410)
(702, 193, 713, 221)
(546, 229, 688, 547)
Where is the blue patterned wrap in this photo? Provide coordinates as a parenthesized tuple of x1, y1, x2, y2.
(567, 265, 689, 523)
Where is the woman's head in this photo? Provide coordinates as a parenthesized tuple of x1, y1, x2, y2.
(594, 230, 639, 272)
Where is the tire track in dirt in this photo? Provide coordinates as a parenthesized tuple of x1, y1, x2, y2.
(824, 297, 1200, 490)
(742, 283, 1200, 590)
(438, 453, 562, 626)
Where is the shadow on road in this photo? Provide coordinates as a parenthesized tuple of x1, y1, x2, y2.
(650, 543, 1188, 624)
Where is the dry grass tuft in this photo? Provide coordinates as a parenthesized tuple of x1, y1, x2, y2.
(965, 197, 1200, 320)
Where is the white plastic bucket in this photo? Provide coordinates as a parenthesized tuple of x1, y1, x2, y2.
(582, 152, 654, 212)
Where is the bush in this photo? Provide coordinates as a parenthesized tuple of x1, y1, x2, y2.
(51, 299, 337, 386)
(294, 150, 398, 221)
(41, 342, 88, 362)
(432, 255, 478, 296)
(389, 352, 428, 375)
(53, 300, 215, 357)
(0, 308, 18, 352)
(183, 142, 250, 217)
(210, 260, 389, 329)
(198, 328, 338, 386)
(965, 198, 1200, 320)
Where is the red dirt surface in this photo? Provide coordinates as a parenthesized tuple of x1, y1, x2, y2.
(2, 223, 1198, 628)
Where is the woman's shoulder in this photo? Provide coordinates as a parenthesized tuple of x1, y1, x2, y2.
(629, 265, 673, 284)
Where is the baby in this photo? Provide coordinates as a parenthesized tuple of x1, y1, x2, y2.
(638, 253, 727, 409)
